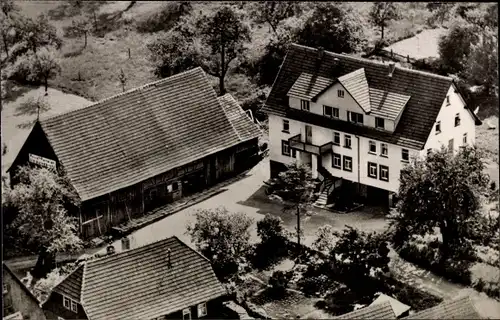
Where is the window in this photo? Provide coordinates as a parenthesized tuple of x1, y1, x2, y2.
(172, 182, 178, 191)
(338, 89, 345, 98)
(379, 165, 389, 181)
(381, 143, 388, 157)
(344, 135, 352, 149)
(198, 303, 208, 317)
(435, 121, 441, 134)
(282, 119, 290, 133)
(463, 133, 467, 145)
(301, 100, 310, 111)
(332, 153, 341, 169)
(281, 140, 290, 156)
(446, 95, 450, 106)
(455, 113, 461, 126)
(63, 296, 71, 309)
(333, 132, 340, 145)
(369, 141, 377, 154)
(401, 149, 409, 162)
(63, 295, 78, 313)
(375, 117, 385, 129)
(368, 162, 377, 178)
(324, 105, 339, 118)
(343, 156, 353, 172)
(182, 308, 191, 320)
(347, 111, 364, 124)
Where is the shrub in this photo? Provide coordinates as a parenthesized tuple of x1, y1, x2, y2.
(324, 284, 364, 316)
(297, 274, 331, 297)
(135, 2, 192, 33)
(379, 275, 442, 311)
(268, 270, 293, 298)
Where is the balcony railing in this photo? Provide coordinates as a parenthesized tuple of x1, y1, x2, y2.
(289, 134, 334, 156)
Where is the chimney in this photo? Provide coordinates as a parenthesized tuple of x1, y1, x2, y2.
(106, 244, 116, 255)
(121, 236, 131, 251)
(167, 248, 172, 269)
(388, 62, 396, 77)
(317, 47, 325, 61)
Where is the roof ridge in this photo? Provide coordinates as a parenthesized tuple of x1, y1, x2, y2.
(41, 67, 204, 124)
(290, 43, 454, 82)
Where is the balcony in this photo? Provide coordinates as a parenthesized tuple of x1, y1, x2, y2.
(288, 134, 334, 156)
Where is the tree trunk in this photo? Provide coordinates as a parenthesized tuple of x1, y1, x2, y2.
(44, 77, 48, 93)
(381, 25, 385, 40)
(2, 34, 9, 58)
(439, 221, 453, 263)
(297, 205, 301, 252)
(84, 32, 87, 48)
(219, 44, 225, 96)
(32, 248, 56, 279)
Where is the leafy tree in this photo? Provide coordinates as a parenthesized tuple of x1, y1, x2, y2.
(253, 214, 289, 269)
(249, 1, 302, 34)
(148, 5, 251, 95)
(369, 2, 399, 40)
(391, 146, 490, 262)
(0, 0, 18, 16)
(426, 2, 455, 26)
(465, 29, 498, 97)
(185, 207, 253, 281)
(63, 16, 93, 48)
(118, 68, 127, 92)
(270, 162, 317, 251)
(312, 224, 339, 255)
(5, 166, 82, 279)
(7, 46, 61, 92)
(295, 3, 364, 54)
(0, 0, 20, 58)
(136, 1, 192, 33)
(437, 19, 479, 75)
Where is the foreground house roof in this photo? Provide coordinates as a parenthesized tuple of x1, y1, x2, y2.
(370, 294, 410, 318)
(29, 67, 259, 201)
(264, 43, 480, 150)
(48, 236, 227, 320)
(3, 262, 41, 305)
(402, 296, 482, 319)
(333, 301, 396, 319)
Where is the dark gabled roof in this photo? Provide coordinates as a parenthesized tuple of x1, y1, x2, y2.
(287, 72, 335, 101)
(218, 94, 262, 142)
(263, 43, 471, 150)
(369, 88, 411, 121)
(48, 236, 226, 320)
(39, 67, 244, 201)
(2, 262, 41, 305)
(338, 68, 371, 113)
(52, 264, 84, 302)
(333, 301, 396, 319)
(402, 296, 482, 319)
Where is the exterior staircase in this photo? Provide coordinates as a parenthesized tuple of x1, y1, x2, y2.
(313, 165, 337, 208)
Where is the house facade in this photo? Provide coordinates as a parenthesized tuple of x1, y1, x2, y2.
(42, 236, 228, 320)
(264, 44, 481, 207)
(8, 68, 261, 239)
(3, 263, 46, 320)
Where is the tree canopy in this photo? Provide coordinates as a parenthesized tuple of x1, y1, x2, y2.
(185, 206, 253, 281)
(148, 5, 251, 95)
(5, 166, 82, 278)
(390, 146, 490, 261)
(368, 2, 399, 40)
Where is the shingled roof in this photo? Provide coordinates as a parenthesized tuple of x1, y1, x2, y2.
(48, 236, 227, 320)
(402, 296, 482, 319)
(38, 67, 258, 201)
(263, 43, 480, 150)
(218, 94, 262, 142)
(333, 301, 396, 319)
(338, 68, 371, 113)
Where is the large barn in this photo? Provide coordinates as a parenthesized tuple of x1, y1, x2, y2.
(8, 67, 261, 239)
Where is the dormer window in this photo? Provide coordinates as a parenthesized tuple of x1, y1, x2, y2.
(454, 113, 460, 126)
(375, 117, 385, 129)
(301, 100, 310, 111)
(323, 105, 339, 118)
(435, 121, 441, 134)
(347, 111, 363, 125)
(338, 90, 345, 98)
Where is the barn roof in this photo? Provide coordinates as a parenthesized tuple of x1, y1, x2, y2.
(333, 301, 396, 319)
(38, 67, 259, 201)
(263, 43, 480, 150)
(48, 236, 227, 320)
(402, 296, 482, 319)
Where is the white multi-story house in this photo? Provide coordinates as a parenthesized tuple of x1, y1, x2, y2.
(263, 44, 481, 207)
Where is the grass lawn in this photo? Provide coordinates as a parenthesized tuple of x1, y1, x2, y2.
(385, 28, 447, 60)
(1, 83, 92, 175)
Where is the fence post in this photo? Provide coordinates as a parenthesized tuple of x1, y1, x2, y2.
(407, 55, 410, 63)
(128, 48, 131, 59)
(391, 49, 393, 59)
